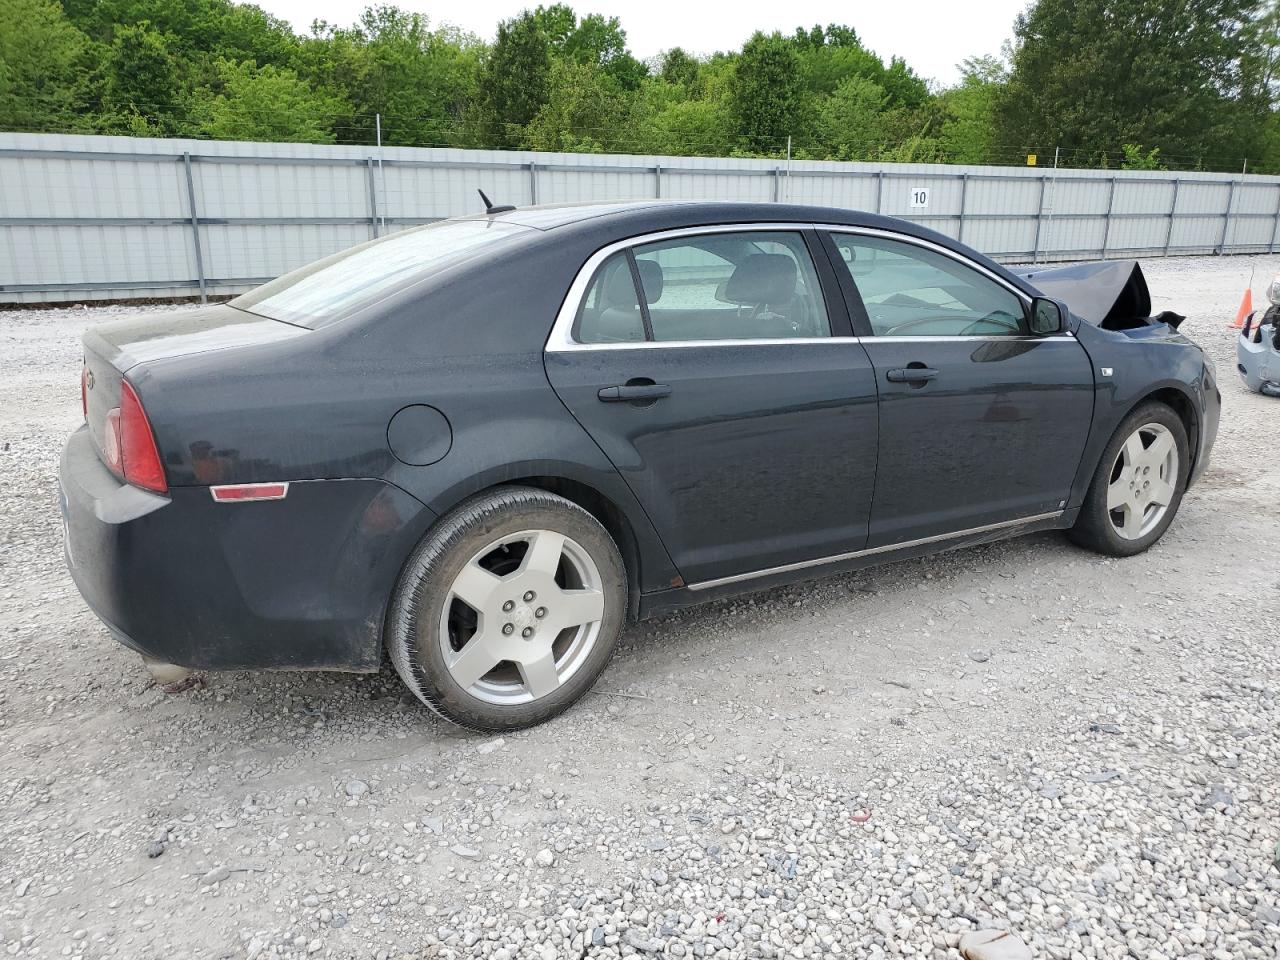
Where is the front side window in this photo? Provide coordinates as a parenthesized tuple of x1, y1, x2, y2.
(828, 233, 1028, 338)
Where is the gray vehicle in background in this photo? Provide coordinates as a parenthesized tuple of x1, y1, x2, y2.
(1238, 276, 1280, 397)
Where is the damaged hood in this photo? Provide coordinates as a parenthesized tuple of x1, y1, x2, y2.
(1009, 260, 1154, 328)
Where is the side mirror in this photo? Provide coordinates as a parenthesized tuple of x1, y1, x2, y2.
(1029, 297, 1067, 336)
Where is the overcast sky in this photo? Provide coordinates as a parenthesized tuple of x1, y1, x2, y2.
(255, 0, 1027, 87)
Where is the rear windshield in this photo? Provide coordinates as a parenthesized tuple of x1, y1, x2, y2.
(233, 219, 529, 328)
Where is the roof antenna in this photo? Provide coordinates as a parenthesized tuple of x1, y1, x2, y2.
(477, 189, 516, 215)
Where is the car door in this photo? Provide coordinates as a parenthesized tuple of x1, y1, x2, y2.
(821, 229, 1095, 549)
(544, 226, 879, 587)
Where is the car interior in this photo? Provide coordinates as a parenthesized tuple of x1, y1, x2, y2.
(575, 233, 831, 343)
(832, 237, 1030, 337)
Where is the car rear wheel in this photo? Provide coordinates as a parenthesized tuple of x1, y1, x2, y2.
(386, 486, 626, 731)
(1068, 402, 1189, 557)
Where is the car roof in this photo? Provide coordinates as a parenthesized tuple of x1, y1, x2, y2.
(447, 199, 1035, 302)
(453, 199, 885, 233)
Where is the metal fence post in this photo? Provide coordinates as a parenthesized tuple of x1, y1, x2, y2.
(1100, 177, 1117, 259)
(1217, 179, 1237, 254)
(874, 171, 883, 214)
(182, 152, 207, 303)
(528, 162, 538, 205)
(772, 167, 782, 202)
(957, 173, 968, 244)
(655, 164, 662, 199)
(1270, 185, 1280, 254)
(365, 157, 379, 239)
(1031, 175, 1047, 263)
(1163, 179, 1180, 256)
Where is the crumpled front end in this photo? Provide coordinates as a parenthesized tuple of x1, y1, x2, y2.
(1010, 260, 1185, 333)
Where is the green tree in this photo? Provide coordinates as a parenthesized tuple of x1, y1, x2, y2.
(1119, 143, 1163, 169)
(100, 22, 185, 133)
(730, 32, 808, 153)
(816, 76, 888, 159)
(996, 0, 1264, 167)
(937, 55, 1006, 163)
(196, 58, 347, 141)
(879, 56, 929, 109)
(475, 11, 551, 147)
(0, 0, 92, 131)
(298, 7, 481, 146)
(790, 24, 928, 108)
(658, 48, 699, 88)
(525, 58, 628, 150)
(66, 0, 298, 66)
(1239, 1, 1279, 170)
(531, 5, 647, 89)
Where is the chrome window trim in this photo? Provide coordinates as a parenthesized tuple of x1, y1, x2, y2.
(867, 333, 1076, 343)
(545, 221, 1068, 353)
(547, 222, 836, 353)
(547, 336, 868, 351)
(686, 510, 1064, 592)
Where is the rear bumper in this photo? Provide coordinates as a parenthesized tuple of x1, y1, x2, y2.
(59, 426, 436, 671)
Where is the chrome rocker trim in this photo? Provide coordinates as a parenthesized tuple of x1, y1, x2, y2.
(686, 510, 1065, 591)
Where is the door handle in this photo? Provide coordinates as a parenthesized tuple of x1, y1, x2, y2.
(885, 366, 939, 383)
(598, 383, 672, 402)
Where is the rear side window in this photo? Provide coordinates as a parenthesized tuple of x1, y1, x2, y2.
(572, 231, 831, 344)
(575, 253, 647, 344)
(634, 232, 829, 341)
(234, 219, 530, 329)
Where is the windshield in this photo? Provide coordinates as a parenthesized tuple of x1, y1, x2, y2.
(233, 219, 529, 328)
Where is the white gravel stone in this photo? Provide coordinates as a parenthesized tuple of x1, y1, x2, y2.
(1, 257, 1278, 958)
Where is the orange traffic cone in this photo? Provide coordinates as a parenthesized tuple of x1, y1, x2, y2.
(1232, 288, 1253, 328)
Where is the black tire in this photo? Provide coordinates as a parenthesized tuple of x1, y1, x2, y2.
(1068, 401, 1190, 557)
(385, 486, 626, 731)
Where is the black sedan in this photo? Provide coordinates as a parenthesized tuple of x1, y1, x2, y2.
(60, 201, 1220, 730)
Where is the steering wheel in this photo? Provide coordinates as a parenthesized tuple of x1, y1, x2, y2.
(881, 316, 953, 336)
(883, 312, 1024, 338)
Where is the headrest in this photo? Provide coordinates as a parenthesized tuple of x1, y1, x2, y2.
(722, 254, 796, 306)
(601, 260, 639, 309)
(635, 258, 664, 304)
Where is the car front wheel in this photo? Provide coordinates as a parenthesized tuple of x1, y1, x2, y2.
(386, 486, 626, 731)
(1069, 401, 1190, 557)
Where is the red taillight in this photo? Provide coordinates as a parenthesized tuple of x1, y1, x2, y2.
(103, 380, 167, 494)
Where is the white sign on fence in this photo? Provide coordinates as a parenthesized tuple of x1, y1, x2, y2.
(909, 187, 930, 208)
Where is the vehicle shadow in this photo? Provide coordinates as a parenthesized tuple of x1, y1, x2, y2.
(175, 528, 1077, 735)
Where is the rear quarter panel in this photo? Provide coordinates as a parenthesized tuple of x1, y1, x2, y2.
(130, 234, 682, 597)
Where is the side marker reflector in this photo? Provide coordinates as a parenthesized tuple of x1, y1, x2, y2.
(210, 482, 289, 503)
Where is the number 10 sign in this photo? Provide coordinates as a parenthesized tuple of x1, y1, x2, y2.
(909, 187, 930, 208)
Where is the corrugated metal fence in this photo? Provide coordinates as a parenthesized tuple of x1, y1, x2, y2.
(3, 131, 1279, 304)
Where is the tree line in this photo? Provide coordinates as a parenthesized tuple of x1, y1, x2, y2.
(1, 0, 1276, 171)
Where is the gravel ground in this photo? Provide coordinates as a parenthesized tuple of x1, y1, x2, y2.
(2, 255, 1279, 960)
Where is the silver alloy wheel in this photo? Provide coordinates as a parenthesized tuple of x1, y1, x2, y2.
(438, 529, 605, 705)
(1106, 422, 1179, 541)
